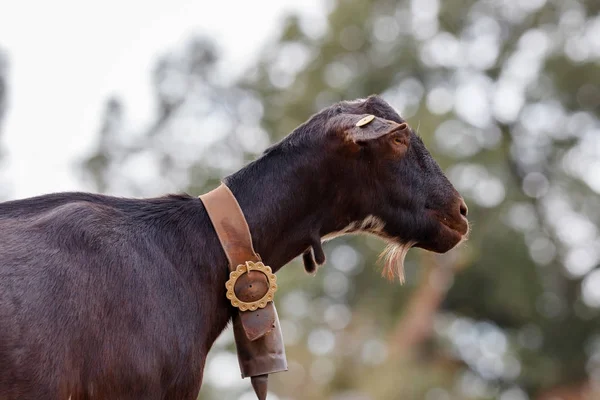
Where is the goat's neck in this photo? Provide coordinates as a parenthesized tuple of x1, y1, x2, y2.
(224, 152, 345, 272)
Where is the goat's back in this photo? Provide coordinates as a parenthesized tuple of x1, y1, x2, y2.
(0, 195, 209, 400)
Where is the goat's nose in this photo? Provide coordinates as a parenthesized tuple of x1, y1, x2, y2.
(459, 199, 468, 218)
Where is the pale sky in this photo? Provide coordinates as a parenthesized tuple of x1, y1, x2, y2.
(0, 0, 324, 199)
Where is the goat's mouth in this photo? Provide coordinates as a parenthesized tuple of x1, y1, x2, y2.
(415, 210, 469, 253)
(327, 212, 468, 283)
(377, 221, 466, 283)
(440, 215, 469, 236)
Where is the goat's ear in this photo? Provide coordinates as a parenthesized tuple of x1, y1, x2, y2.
(334, 114, 409, 147)
(363, 95, 396, 117)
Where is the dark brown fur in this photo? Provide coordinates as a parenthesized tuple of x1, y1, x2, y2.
(0, 96, 468, 399)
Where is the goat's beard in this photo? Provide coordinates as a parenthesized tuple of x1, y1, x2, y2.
(379, 241, 415, 283)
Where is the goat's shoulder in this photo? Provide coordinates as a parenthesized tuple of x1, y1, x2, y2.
(36, 200, 123, 227)
(0, 192, 126, 220)
(0, 191, 192, 221)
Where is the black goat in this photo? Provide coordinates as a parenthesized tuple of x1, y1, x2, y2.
(0, 95, 468, 399)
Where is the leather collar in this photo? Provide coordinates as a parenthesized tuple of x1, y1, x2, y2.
(200, 183, 277, 340)
(199, 183, 287, 388)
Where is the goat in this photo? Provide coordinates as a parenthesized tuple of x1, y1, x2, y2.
(0, 95, 468, 399)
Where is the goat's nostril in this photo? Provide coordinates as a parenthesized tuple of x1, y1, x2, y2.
(459, 201, 468, 217)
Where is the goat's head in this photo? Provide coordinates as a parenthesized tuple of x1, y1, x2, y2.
(272, 95, 469, 280)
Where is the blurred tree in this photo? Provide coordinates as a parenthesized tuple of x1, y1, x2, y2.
(82, 0, 600, 399)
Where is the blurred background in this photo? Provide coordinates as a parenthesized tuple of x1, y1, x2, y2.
(1, 0, 600, 399)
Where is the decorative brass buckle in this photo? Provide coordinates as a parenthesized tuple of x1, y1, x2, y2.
(225, 261, 278, 311)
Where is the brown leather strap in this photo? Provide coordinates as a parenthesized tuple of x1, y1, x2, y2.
(200, 184, 261, 270)
(199, 183, 276, 341)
